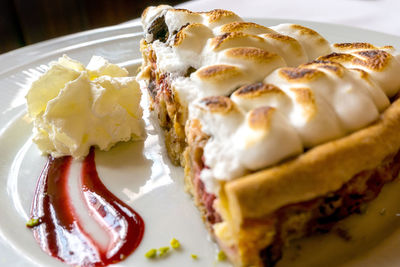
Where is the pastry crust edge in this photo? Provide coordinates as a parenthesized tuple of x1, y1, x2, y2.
(225, 97, 400, 229)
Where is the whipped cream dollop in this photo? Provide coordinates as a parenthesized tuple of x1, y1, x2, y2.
(26, 55, 143, 158)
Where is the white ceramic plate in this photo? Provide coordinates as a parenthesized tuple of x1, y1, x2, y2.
(1, 19, 400, 267)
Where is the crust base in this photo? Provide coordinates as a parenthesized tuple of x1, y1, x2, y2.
(185, 109, 400, 266)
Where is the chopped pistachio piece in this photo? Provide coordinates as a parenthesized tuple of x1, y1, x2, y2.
(217, 251, 227, 261)
(26, 218, 40, 228)
(379, 208, 387, 215)
(145, 249, 157, 258)
(191, 254, 198, 260)
(170, 238, 181, 249)
(158, 246, 170, 257)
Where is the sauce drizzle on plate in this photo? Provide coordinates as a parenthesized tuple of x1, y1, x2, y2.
(29, 147, 145, 266)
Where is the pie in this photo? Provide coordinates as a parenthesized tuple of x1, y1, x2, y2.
(137, 5, 400, 267)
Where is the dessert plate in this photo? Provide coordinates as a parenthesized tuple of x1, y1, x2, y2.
(0, 18, 400, 267)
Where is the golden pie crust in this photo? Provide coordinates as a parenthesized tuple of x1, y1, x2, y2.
(226, 96, 400, 223)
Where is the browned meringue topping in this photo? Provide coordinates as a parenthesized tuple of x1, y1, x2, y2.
(320, 50, 393, 72)
(290, 24, 325, 39)
(247, 107, 276, 130)
(140, 5, 400, 188)
(290, 87, 317, 120)
(263, 32, 296, 42)
(279, 67, 323, 82)
(224, 47, 279, 64)
(173, 8, 196, 14)
(203, 9, 240, 24)
(318, 52, 355, 63)
(198, 96, 235, 113)
(350, 68, 374, 84)
(174, 23, 211, 46)
(333, 42, 377, 50)
(303, 60, 345, 76)
(354, 50, 392, 71)
(219, 22, 274, 34)
(210, 32, 266, 51)
(196, 65, 243, 81)
(235, 83, 284, 98)
(263, 32, 305, 56)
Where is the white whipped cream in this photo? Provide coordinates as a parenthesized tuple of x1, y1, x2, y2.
(26, 55, 143, 158)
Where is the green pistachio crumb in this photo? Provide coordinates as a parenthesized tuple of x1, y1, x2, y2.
(359, 203, 368, 214)
(191, 254, 198, 260)
(145, 249, 157, 259)
(158, 246, 170, 257)
(170, 238, 180, 249)
(26, 218, 40, 228)
(217, 251, 227, 261)
(379, 208, 387, 215)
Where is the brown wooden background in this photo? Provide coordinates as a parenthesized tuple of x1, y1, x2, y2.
(0, 0, 186, 54)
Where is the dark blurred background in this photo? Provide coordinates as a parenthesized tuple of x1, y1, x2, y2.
(0, 0, 186, 54)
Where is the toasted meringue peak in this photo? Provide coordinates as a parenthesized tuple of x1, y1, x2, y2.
(290, 87, 317, 121)
(278, 67, 323, 82)
(349, 68, 390, 112)
(183, 62, 278, 102)
(197, 96, 235, 114)
(333, 42, 377, 51)
(173, 8, 196, 14)
(173, 23, 213, 47)
(318, 52, 355, 63)
(293, 63, 380, 132)
(216, 22, 275, 35)
(302, 60, 389, 113)
(287, 91, 345, 147)
(246, 106, 276, 130)
(264, 66, 380, 146)
(320, 46, 400, 97)
(223, 47, 277, 62)
(194, 64, 243, 82)
(353, 50, 392, 71)
(263, 32, 297, 42)
(210, 32, 269, 51)
(218, 47, 286, 80)
(290, 24, 324, 37)
(238, 107, 303, 170)
(231, 82, 292, 113)
(302, 60, 345, 77)
(233, 82, 284, 98)
(164, 9, 203, 30)
(201, 9, 242, 27)
(271, 23, 331, 60)
(261, 33, 308, 66)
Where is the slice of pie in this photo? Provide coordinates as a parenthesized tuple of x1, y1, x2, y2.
(137, 5, 400, 267)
